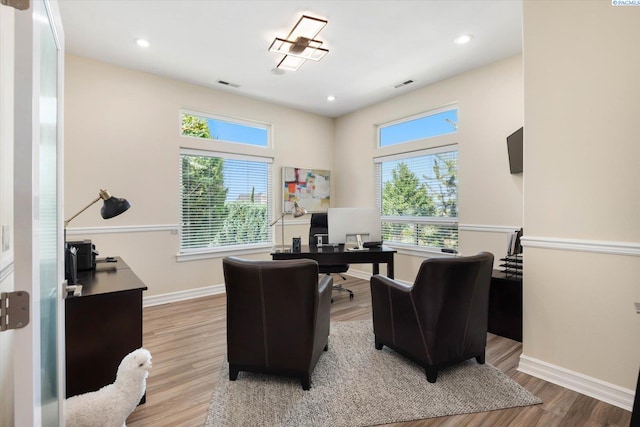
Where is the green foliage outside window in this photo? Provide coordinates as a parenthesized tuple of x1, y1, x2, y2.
(180, 115, 269, 250)
(380, 152, 458, 249)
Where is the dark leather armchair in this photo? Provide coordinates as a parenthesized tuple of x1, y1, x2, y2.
(308, 212, 353, 299)
(370, 252, 494, 383)
(223, 256, 332, 390)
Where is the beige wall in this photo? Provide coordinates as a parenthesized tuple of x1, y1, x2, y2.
(64, 55, 332, 296)
(334, 55, 524, 282)
(522, 0, 640, 391)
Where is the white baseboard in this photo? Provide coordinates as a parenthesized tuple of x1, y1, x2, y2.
(518, 354, 635, 411)
(143, 284, 225, 307)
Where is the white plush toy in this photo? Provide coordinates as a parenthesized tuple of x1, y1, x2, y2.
(65, 348, 152, 427)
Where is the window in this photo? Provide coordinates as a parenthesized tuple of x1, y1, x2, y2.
(180, 150, 272, 252)
(181, 111, 269, 147)
(378, 107, 457, 147)
(179, 112, 272, 255)
(375, 146, 458, 250)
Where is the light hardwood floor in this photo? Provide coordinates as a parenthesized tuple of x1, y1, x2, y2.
(127, 276, 632, 427)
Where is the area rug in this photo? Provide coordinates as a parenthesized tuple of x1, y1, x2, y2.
(204, 320, 541, 427)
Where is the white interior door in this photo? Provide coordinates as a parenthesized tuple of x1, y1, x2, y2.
(0, 5, 18, 427)
(10, 0, 65, 425)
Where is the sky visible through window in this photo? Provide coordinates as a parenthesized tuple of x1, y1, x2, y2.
(206, 118, 268, 147)
(380, 109, 458, 147)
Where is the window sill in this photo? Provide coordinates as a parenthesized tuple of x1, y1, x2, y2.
(384, 242, 460, 258)
(176, 243, 272, 262)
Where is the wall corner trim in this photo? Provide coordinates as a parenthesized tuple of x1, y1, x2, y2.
(518, 354, 635, 411)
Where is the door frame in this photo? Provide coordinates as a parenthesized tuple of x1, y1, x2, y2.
(12, 0, 65, 425)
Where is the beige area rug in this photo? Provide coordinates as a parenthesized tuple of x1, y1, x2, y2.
(204, 320, 541, 427)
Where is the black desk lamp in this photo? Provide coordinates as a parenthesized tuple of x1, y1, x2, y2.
(64, 189, 131, 289)
(65, 189, 131, 227)
(270, 201, 306, 252)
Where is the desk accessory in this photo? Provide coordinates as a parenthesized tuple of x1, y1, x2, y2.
(270, 202, 306, 253)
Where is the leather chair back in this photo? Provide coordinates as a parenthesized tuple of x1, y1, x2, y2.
(371, 252, 494, 381)
(223, 256, 332, 388)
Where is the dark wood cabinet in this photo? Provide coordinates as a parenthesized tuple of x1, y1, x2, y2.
(488, 269, 522, 342)
(65, 257, 147, 398)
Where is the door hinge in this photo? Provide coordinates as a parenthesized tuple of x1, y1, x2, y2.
(0, 0, 29, 10)
(0, 291, 30, 331)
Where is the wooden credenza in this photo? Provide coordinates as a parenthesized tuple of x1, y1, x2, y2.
(65, 257, 147, 398)
(488, 269, 522, 342)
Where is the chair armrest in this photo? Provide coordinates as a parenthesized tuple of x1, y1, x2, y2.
(318, 274, 333, 296)
(371, 274, 412, 293)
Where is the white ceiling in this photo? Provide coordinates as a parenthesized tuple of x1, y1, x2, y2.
(57, 0, 523, 118)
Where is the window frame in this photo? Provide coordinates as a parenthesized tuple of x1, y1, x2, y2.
(179, 109, 272, 148)
(377, 104, 458, 148)
(177, 110, 274, 261)
(375, 103, 459, 254)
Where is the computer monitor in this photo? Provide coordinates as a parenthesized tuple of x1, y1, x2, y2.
(327, 207, 381, 245)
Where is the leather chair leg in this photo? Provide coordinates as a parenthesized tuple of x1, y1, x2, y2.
(476, 352, 486, 364)
(426, 367, 438, 383)
(374, 336, 384, 350)
(229, 365, 239, 381)
(301, 374, 311, 391)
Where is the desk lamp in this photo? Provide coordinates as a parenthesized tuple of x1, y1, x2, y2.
(270, 201, 306, 252)
(64, 189, 131, 290)
(65, 189, 131, 227)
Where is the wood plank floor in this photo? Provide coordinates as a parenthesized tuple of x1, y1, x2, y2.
(126, 276, 632, 427)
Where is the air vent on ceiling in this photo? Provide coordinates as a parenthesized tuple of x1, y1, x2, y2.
(394, 79, 414, 89)
(217, 80, 240, 88)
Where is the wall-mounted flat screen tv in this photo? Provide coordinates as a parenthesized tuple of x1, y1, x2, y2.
(507, 127, 523, 174)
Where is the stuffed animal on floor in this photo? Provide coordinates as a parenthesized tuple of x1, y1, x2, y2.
(65, 348, 152, 427)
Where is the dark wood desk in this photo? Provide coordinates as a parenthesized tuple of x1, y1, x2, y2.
(488, 269, 522, 342)
(271, 245, 397, 278)
(65, 257, 147, 398)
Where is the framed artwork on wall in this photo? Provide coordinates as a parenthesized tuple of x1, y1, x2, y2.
(282, 167, 330, 213)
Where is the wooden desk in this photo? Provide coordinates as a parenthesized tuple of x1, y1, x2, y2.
(65, 257, 147, 398)
(271, 245, 397, 278)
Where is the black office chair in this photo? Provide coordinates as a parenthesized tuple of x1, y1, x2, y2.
(309, 213, 354, 299)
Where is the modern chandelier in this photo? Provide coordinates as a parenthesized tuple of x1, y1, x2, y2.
(269, 15, 329, 71)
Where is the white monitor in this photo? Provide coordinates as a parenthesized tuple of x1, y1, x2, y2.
(328, 207, 381, 245)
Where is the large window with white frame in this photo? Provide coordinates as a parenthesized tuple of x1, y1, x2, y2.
(179, 112, 273, 255)
(375, 106, 459, 251)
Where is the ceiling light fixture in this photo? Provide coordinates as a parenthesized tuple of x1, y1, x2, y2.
(135, 38, 150, 48)
(326, 95, 335, 102)
(454, 34, 472, 45)
(269, 15, 329, 71)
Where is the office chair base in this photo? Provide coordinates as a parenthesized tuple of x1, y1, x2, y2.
(333, 284, 354, 299)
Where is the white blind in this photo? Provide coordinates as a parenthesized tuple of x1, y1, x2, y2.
(375, 146, 458, 250)
(179, 149, 272, 252)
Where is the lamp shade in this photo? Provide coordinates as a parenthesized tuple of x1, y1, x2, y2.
(100, 194, 131, 219)
(292, 202, 307, 218)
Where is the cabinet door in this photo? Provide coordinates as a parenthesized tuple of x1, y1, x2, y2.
(65, 290, 143, 397)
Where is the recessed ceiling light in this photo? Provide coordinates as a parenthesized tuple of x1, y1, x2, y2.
(327, 95, 336, 102)
(135, 38, 150, 48)
(454, 34, 472, 45)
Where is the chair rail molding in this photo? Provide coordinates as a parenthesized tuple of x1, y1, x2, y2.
(520, 236, 640, 257)
(65, 224, 179, 235)
(459, 224, 521, 233)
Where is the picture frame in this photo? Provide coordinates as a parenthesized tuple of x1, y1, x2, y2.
(282, 167, 330, 213)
